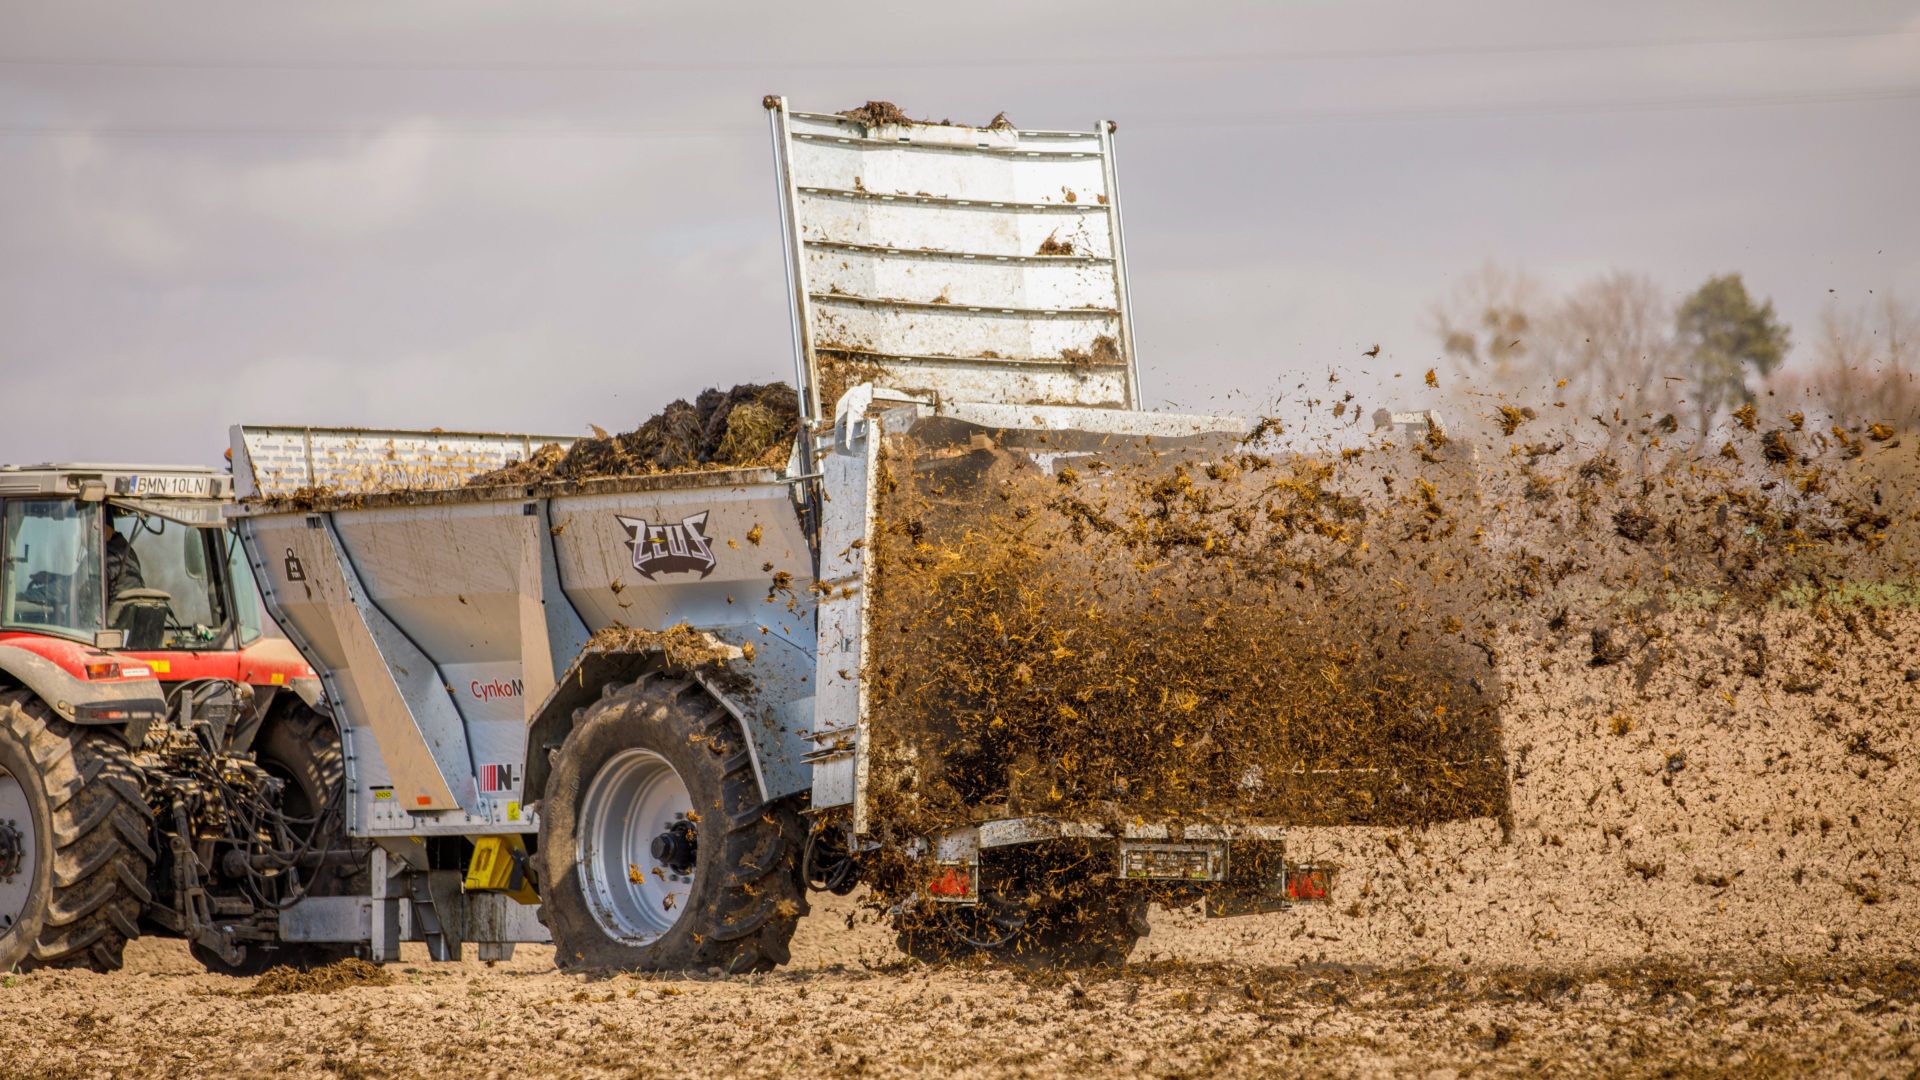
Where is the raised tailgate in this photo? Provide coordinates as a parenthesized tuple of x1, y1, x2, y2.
(765, 97, 1141, 420)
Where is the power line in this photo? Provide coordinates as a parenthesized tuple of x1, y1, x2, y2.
(0, 85, 1913, 141)
(1136, 84, 1920, 128)
(0, 123, 745, 140)
(0, 27, 1912, 74)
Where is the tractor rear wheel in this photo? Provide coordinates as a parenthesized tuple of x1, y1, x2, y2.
(537, 670, 806, 973)
(0, 690, 154, 973)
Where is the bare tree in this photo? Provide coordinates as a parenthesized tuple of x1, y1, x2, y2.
(1770, 295, 1919, 432)
(1433, 262, 1540, 386)
(1537, 271, 1685, 426)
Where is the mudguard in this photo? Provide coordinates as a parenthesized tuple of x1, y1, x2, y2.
(522, 642, 801, 812)
(287, 675, 326, 712)
(0, 642, 166, 732)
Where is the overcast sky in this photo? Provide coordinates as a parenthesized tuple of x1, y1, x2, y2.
(2, 1, 1916, 466)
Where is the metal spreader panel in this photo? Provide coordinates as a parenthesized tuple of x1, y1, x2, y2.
(230, 425, 577, 501)
(765, 97, 1141, 421)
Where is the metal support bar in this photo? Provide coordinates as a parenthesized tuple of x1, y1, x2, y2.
(810, 292, 1117, 318)
(1098, 119, 1142, 410)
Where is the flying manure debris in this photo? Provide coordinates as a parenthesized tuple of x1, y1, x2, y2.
(855, 395, 1913, 855)
(862, 420, 1509, 841)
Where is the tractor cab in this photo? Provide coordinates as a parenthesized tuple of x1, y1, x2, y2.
(0, 466, 254, 652)
(0, 464, 310, 719)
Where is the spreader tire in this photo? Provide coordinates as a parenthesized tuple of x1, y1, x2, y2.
(0, 691, 154, 973)
(538, 671, 806, 973)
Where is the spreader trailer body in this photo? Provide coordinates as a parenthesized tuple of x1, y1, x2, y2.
(225, 98, 1469, 970)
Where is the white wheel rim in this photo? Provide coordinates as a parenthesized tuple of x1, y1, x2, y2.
(0, 765, 38, 936)
(577, 749, 695, 944)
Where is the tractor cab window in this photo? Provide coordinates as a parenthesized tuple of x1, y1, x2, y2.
(223, 529, 264, 645)
(105, 508, 228, 650)
(1, 499, 105, 641)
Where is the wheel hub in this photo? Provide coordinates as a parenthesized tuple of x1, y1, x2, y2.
(0, 820, 20, 882)
(650, 821, 697, 876)
(0, 766, 38, 932)
(577, 749, 696, 944)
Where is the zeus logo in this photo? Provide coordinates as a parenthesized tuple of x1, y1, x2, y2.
(616, 511, 717, 579)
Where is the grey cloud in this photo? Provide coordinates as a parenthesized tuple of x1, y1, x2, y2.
(0, 0, 1916, 464)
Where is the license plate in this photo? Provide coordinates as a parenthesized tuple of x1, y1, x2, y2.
(1117, 841, 1227, 882)
(129, 473, 213, 497)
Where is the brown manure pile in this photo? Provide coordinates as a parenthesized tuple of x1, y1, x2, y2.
(583, 623, 744, 668)
(838, 100, 1015, 131)
(246, 957, 394, 997)
(470, 382, 798, 486)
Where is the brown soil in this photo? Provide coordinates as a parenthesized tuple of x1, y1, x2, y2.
(468, 383, 799, 486)
(5, 890, 1914, 1078)
(1037, 234, 1075, 256)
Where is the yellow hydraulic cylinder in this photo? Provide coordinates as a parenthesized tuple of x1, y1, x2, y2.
(463, 835, 539, 905)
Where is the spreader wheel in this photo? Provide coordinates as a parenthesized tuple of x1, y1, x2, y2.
(537, 670, 807, 973)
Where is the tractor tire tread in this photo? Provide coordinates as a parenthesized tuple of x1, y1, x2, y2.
(1, 691, 151, 973)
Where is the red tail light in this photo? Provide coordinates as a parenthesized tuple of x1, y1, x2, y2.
(926, 864, 977, 901)
(1285, 866, 1332, 902)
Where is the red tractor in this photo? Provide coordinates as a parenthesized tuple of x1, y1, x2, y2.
(0, 463, 355, 973)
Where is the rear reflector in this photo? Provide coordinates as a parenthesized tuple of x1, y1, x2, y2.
(1285, 866, 1333, 902)
(72, 702, 161, 723)
(926, 864, 978, 902)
